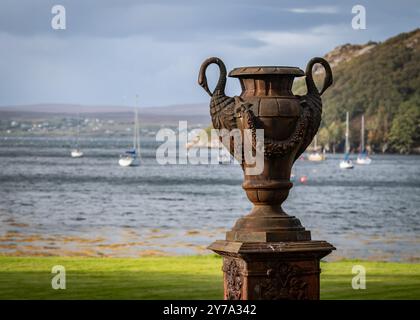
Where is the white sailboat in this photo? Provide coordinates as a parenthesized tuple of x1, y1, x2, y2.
(71, 149, 83, 158)
(119, 97, 141, 167)
(356, 114, 372, 165)
(308, 135, 325, 161)
(70, 114, 83, 158)
(339, 112, 354, 169)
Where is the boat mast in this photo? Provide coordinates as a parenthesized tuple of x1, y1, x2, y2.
(361, 114, 365, 153)
(345, 112, 350, 154)
(314, 135, 318, 151)
(76, 113, 80, 148)
(134, 94, 140, 153)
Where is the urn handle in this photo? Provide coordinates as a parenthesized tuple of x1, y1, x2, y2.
(198, 57, 228, 97)
(305, 57, 333, 96)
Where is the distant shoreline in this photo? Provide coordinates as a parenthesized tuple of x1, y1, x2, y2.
(1, 134, 420, 155)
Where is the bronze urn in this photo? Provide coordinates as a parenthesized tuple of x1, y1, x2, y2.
(199, 57, 335, 300)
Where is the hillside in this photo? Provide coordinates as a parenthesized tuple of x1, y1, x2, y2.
(0, 103, 210, 136)
(294, 28, 420, 154)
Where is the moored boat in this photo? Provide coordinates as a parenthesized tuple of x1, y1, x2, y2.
(356, 114, 372, 165)
(340, 112, 354, 169)
(119, 96, 141, 167)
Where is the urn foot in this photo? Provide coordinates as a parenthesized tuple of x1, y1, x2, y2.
(227, 205, 311, 242)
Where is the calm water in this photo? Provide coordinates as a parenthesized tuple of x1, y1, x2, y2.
(0, 136, 419, 261)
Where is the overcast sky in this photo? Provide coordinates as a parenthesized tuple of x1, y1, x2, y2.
(0, 0, 419, 107)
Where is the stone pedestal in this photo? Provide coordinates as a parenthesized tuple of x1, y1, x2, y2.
(208, 240, 335, 300)
(208, 209, 335, 300)
(199, 56, 335, 300)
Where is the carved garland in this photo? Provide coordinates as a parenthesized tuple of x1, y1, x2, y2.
(259, 262, 308, 300)
(223, 258, 243, 300)
(240, 101, 311, 158)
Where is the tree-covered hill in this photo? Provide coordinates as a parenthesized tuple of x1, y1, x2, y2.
(294, 28, 420, 154)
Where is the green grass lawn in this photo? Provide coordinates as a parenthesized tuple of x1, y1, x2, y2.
(0, 255, 419, 299)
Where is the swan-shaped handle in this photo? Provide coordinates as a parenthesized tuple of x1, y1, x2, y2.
(198, 57, 228, 97)
(305, 57, 333, 96)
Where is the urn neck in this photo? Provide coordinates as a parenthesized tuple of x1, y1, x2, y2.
(229, 66, 304, 98)
(238, 75, 296, 97)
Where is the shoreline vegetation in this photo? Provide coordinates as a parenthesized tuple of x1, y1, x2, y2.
(1, 209, 419, 262)
(0, 256, 419, 299)
(1, 226, 419, 262)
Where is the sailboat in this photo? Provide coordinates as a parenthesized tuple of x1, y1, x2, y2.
(356, 114, 372, 165)
(339, 112, 354, 169)
(70, 114, 83, 158)
(308, 135, 325, 161)
(119, 97, 141, 167)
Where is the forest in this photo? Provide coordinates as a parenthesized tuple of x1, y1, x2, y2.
(293, 28, 420, 154)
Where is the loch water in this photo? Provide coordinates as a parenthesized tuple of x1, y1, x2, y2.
(0, 136, 419, 261)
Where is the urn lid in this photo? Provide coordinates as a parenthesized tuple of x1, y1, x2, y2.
(229, 66, 304, 78)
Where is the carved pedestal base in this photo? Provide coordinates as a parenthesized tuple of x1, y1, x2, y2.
(208, 240, 335, 300)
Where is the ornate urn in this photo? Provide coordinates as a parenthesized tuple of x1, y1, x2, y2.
(199, 57, 335, 300)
